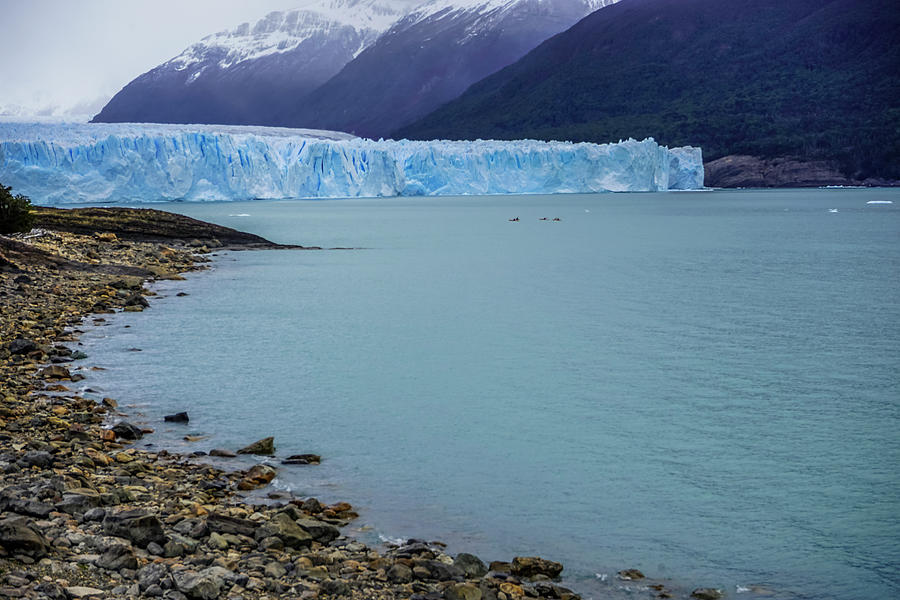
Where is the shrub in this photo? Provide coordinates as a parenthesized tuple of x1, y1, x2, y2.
(0, 183, 35, 234)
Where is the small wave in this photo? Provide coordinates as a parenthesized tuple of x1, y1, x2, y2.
(736, 586, 751, 593)
(594, 573, 608, 582)
(377, 534, 405, 546)
(228, 213, 251, 216)
(866, 200, 893, 204)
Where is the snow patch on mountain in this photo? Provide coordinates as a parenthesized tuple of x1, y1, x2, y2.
(167, 0, 404, 72)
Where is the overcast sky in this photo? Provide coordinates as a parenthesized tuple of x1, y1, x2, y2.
(0, 0, 419, 120)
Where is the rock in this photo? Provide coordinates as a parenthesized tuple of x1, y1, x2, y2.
(237, 464, 277, 490)
(424, 560, 464, 581)
(96, 543, 139, 571)
(56, 488, 101, 515)
(295, 517, 340, 544)
(8, 339, 37, 355)
(208, 449, 236, 458)
(33, 582, 68, 600)
(237, 436, 275, 455)
(96, 232, 118, 242)
(206, 513, 256, 537)
(0, 516, 48, 558)
(111, 421, 144, 440)
(455, 553, 488, 578)
(511, 556, 563, 579)
(281, 453, 320, 465)
(137, 562, 170, 591)
(19, 450, 54, 469)
(102, 397, 118, 408)
(0, 494, 53, 518)
(691, 589, 724, 600)
(39, 365, 70, 380)
(173, 569, 223, 600)
(207, 532, 229, 551)
(103, 509, 167, 548)
(320, 578, 350, 597)
(65, 586, 105, 598)
(254, 512, 312, 549)
(264, 562, 287, 579)
(387, 563, 412, 583)
(446, 583, 483, 600)
(83, 507, 106, 522)
(618, 569, 645, 580)
(164, 412, 189, 423)
(125, 293, 150, 308)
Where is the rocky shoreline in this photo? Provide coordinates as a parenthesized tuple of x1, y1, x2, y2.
(0, 208, 713, 600)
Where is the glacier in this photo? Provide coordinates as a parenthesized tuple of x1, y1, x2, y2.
(0, 122, 703, 204)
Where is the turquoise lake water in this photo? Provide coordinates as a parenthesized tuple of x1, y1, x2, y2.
(74, 189, 899, 599)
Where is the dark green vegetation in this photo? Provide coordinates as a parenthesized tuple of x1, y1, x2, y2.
(398, 0, 900, 180)
(0, 183, 35, 234)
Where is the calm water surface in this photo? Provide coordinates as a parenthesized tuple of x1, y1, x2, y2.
(76, 189, 900, 600)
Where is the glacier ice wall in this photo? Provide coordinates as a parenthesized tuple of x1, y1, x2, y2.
(0, 122, 703, 204)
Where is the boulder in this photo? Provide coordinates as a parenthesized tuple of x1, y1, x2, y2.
(96, 543, 138, 571)
(19, 450, 54, 469)
(237, 436, 275, 455)
(237, 464, 277, 490)
(173, 569, 224, 600)
(206, 513, 256, 537)
(387, 563, 412, 583)
(55, 488, 101, 515)
(254, 512, 312, 549)
(281, 453, 320, 465)
(65, 587, 105, 598)
(618, 569, 645, 580)
(209, 449, 236, 458)
(0, 516, 48, 558)
(111, 421, 144, 440)
(446, 582, 483, 600)
(103, 509, 166, 548)
(295, 517, 340, 544)
(164, 412, 189, 423)
(8, 339, 37, 355)
(511, 556, 563, 579)
(39, 365, 70, 380)
(455, 553, 488, 578)
(691, 589, 724, 600)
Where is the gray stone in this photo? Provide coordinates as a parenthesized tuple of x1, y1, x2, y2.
(206, 513, 256, 537)
(8, 339, 38, 355)
(82, 508, 106, 522)
(454, 553, 488, 578)
(19, 451, 54, 469)
(56, 488, 101, 515)
(295, 517, 340, 544)
(111, 421, 144, 440)
(138, 562, 170, 591)
(319, 579, 350, 597)
(164, 412, 189, 423)
(208, 449, 236, 458)
(173, 569, 223, 600)
(65, 587, 105, 598)
(511, 556, 563, 579)
(264, 562, 287, 579)
(254, 512, 311, 549)
(691, 589, 724, 600)
(236, 437, 274, 455)
(0, 516, 48, 558)
(387, 563, 412, 583)
(103, 509, 166, 548)
(96, 544, 138, 571)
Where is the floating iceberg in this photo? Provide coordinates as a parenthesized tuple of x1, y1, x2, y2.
(0, 122, 703, 204)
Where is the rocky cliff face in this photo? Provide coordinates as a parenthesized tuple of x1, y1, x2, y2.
(704, 156, 898, 188)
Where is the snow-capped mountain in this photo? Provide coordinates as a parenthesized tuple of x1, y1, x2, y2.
(92, 0, 405, 126)
(286, 0, 620, 137)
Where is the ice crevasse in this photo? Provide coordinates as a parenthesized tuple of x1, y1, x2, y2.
(0, 122, 703, 204)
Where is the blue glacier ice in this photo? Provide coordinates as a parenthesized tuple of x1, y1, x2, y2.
(0, 122, 703, 204)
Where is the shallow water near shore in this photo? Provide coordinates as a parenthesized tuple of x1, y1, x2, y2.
(74, 189, 899, 600)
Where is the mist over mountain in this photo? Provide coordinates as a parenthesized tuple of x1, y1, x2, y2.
(92, 0, 618, 138)
(283, 0, 618, 137)
(92, 0, 404, 126)
(397, 0, 900, 180)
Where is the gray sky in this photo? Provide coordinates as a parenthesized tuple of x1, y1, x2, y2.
(0, 0, 418, 120)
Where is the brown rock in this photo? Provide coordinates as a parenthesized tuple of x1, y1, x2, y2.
(237, 436, 275, 455)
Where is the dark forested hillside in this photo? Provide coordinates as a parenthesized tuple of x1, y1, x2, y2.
(397, 0, 900, 180)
